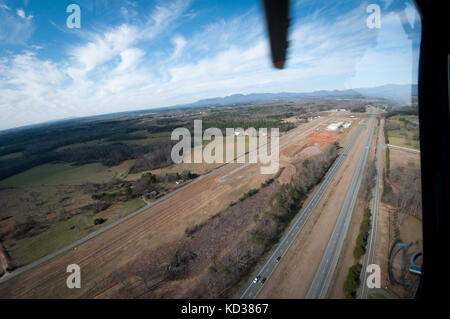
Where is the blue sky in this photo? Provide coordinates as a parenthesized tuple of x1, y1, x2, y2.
(0, 0, 420, 130)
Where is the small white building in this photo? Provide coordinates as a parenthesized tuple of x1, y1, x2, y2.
(327, 121, 344, 131)
(234, 128, 245, 136)
(244, 128, 257, 137)
(327, 123, 339, 131)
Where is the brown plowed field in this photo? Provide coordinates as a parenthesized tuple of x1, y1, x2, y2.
(0, 113, 344, 298)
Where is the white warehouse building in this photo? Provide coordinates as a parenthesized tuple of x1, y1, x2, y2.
(326, 121, 344, 131)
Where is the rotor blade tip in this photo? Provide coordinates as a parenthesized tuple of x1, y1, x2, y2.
(274, 60, 285, 69)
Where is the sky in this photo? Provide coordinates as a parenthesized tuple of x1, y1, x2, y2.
(0, 0, 421, 130)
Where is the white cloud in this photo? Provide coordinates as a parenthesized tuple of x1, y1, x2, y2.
(120, 7, 128, 16)
(0, 5, 34, 44)
(16, 8, 33, 20)
(0, 1, 420, 130)
(16, 9, 25, 18)
(69, 24, 139, 74)
(116, 48, 145, 72)
(170, 36, 186, 60)
(0, 3, 10, 11)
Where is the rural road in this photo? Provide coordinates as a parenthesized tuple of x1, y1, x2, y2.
(358, 118, 383, 299)
(306, 113, 376, 299)
(0, 116, 332, 284)
(237, 114, 371, 299)
(0, 140, 268, 284)
(386, 144, 420, 154)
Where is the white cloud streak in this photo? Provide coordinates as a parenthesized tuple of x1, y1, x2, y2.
(16, 8, 33, 20)
(0, 1, 420, 130)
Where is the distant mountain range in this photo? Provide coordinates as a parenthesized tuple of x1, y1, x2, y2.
(184, 84, 417, 108)
(0, 84, 417, 133)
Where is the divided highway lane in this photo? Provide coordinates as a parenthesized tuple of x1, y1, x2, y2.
(238, 114, 372, 299)
(306, 114, 376, 299)
(358, 118, 383, 298)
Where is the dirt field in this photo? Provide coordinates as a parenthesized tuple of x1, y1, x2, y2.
(96, 175, 283, 299)
(373, 203, 391, 293)
(377, 148, 422, 298)
(0, 149, 228, 269)
(0, 113, 340, 298)
(0, 161, 269, 297)
(0, 243, 12, 276)
(389, 148, 421, 171)
(257, 116, 371, 298)
(307, 131, 342, 143)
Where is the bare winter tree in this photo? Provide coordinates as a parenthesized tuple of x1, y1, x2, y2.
(132, 252, 165, 297)
(111, 267, 135, 299)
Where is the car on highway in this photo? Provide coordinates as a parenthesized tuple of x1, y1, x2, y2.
(276, 256, 281, 262)
(253, 275, 261, 283)
(261, 278, 266, 284)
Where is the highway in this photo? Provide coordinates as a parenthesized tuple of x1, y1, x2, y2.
(358, 118, 383, 298)
(238, 114, 372, 299)
(306, 113, 376, 299)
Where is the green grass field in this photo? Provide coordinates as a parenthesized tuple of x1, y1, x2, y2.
(387, 132, 420, 150)
(0, 158, 145, 267)
(5, 198, 145, 266)
(386, 115, 420, 150)
(0, 161, 133, 188)
(0, 151, 23, 161)
(122, 131, 171, 145)
(0, 128, 276, 267)
(55, 138, 106, 152)
(55, 131, 172, 149)
(368, 292, 387, 299)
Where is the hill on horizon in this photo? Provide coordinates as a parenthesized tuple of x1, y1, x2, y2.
(1, 84, 417, 133)
(184, 84, 417, 108)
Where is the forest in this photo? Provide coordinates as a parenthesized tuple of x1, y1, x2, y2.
(0, 103, 306, 181)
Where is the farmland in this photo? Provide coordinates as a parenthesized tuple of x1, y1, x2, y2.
(385, 114, 420, 150)
(0, 98, 388, 298)
(0, 102, 310, 270)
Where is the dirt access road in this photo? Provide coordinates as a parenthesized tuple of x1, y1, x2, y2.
(0, 113, 342, 298)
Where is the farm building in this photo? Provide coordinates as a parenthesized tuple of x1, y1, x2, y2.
(326, 121, 344, 131)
